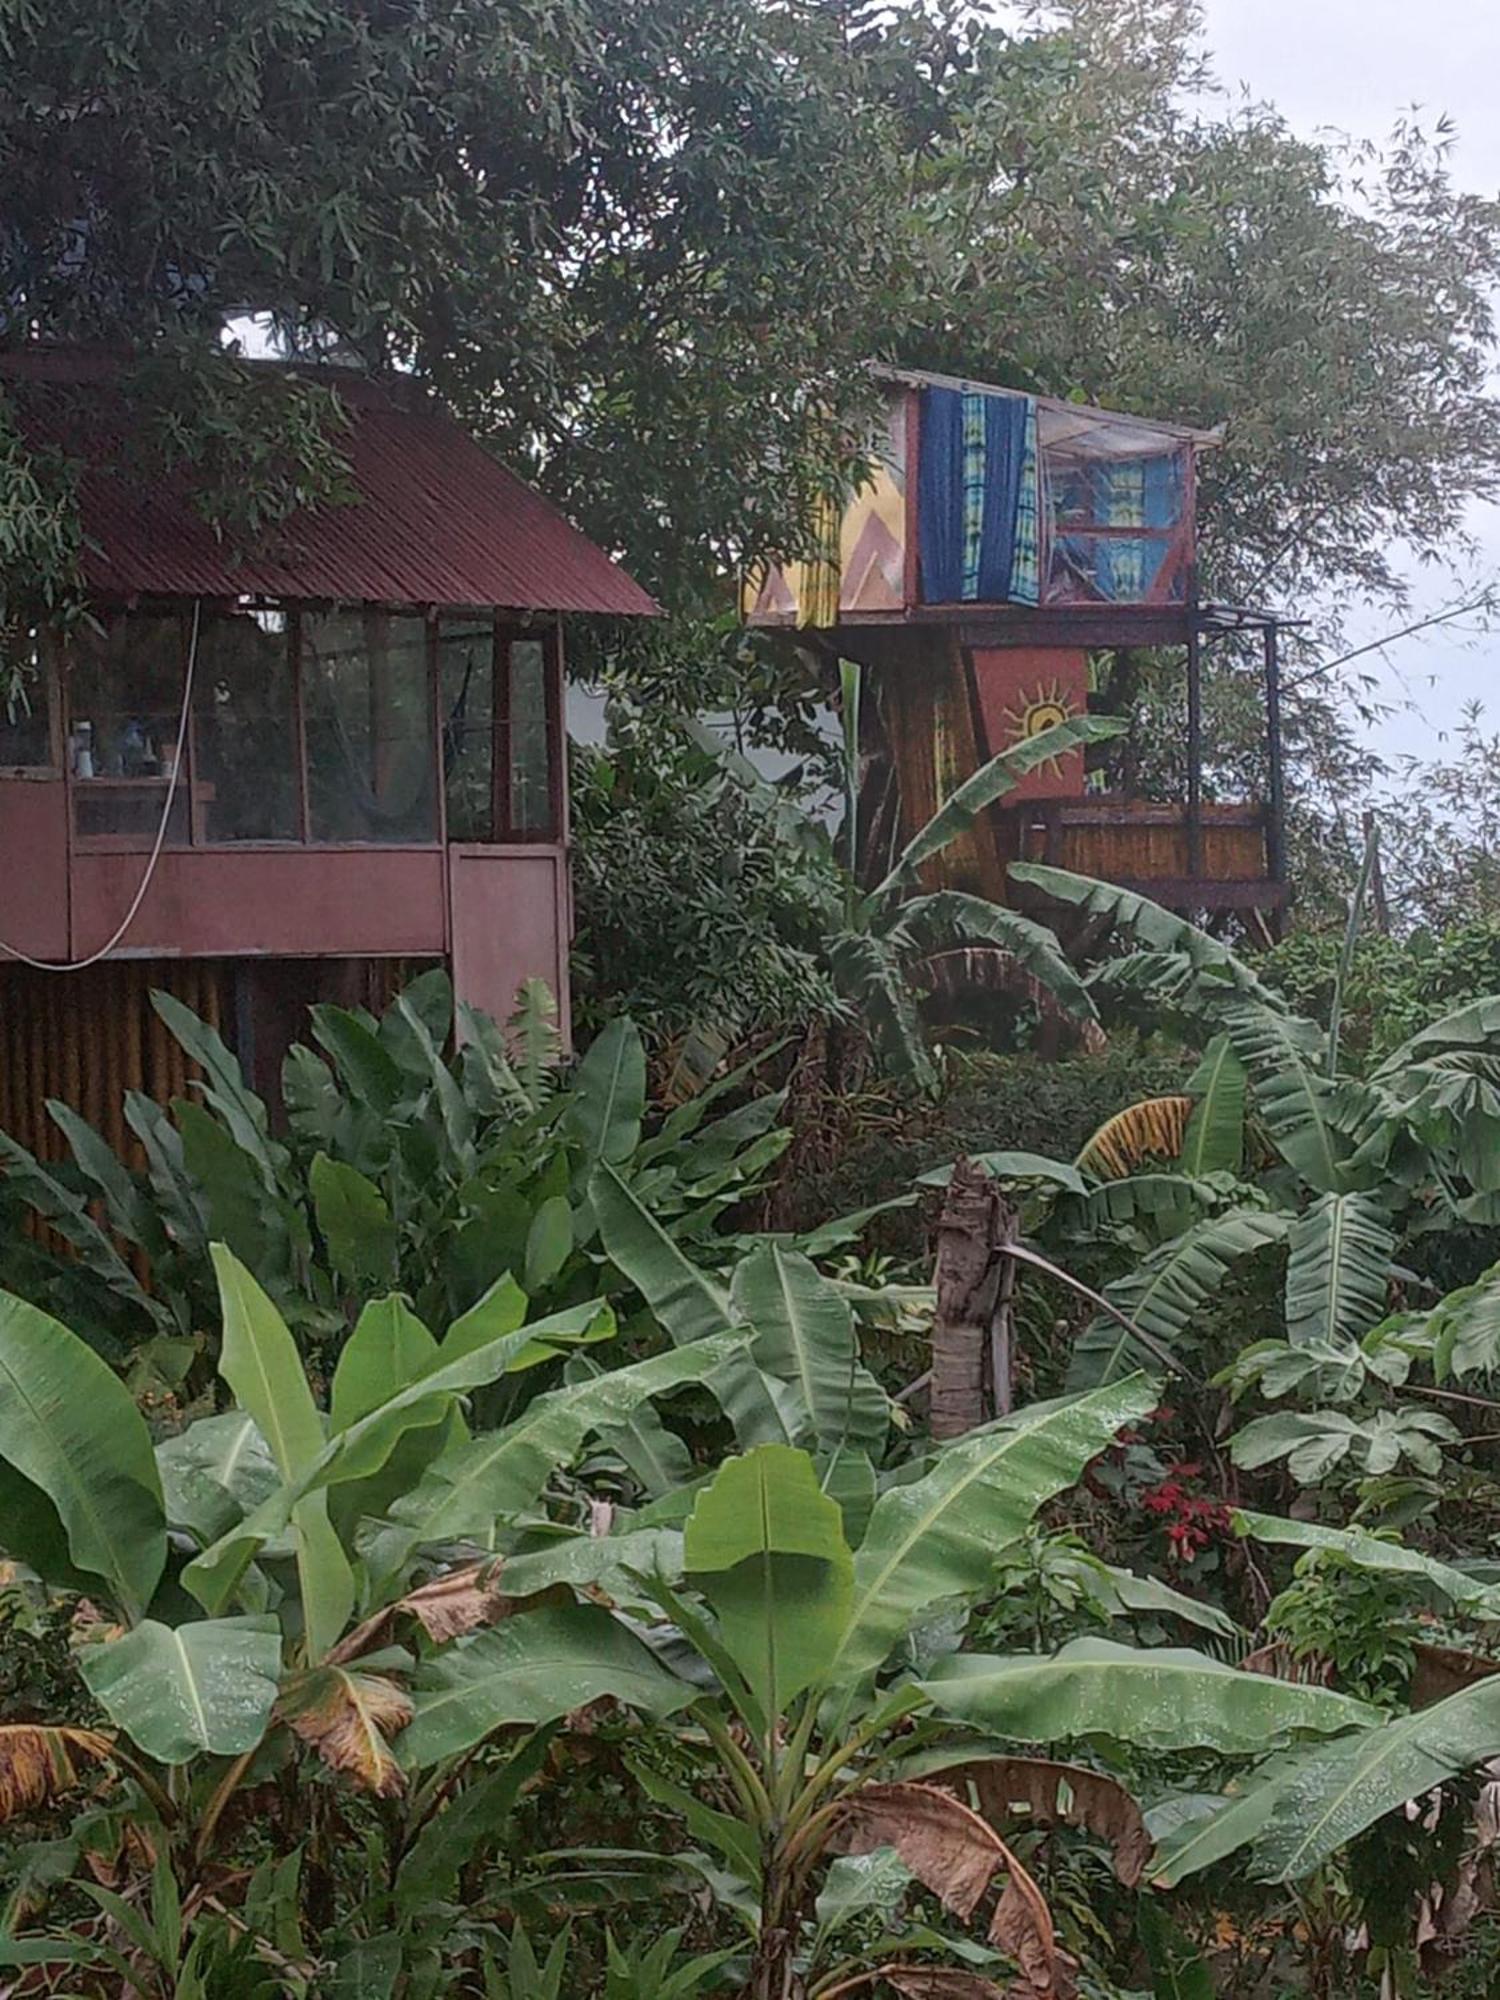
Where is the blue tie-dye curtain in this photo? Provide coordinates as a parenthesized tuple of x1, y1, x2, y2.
(918, 386, 1038, 605)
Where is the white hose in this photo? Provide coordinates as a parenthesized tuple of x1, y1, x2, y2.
(0, 598, 202, 972)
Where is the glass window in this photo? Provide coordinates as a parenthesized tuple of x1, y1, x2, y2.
(68, 614, 191, 843)
(0, 628, 55, 769)
(440, 618, 495, 842)
(191, 609, 300, 842)
(506, 636, 554, 836)
(301, 611, 437, 844)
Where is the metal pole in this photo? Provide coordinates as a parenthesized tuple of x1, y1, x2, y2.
(1264, 620, 1288, 929)
(1186, 622, 1203, 883)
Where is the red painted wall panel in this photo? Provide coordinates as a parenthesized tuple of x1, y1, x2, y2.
(0, 780, 70, 959)
(449, 844, 569, 1045)
(69, 848, 448, 959)
(970, 647, 1090, 803)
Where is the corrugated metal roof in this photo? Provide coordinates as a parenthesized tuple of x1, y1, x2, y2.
(869, 362, 1224, 449)
(0, 348, 658, 616)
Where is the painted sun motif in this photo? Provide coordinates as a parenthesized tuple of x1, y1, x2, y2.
(999, 677, 1080, 763)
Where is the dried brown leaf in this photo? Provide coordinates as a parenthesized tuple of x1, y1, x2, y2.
(833, 1782, 1005, 1921)
(1077, 1098, 1193, 1180)
(832, 1782, 1075, 1997)
(1412, 1641, 1500, 1710)
(402, 1563, 512, 1644)
(328, 1560, 513, 1664)
(881, 1970, 1009, 1998)
(0, 1726, 113, 1823)
(939, 1756, 1152, 1887)
(282, 1668, 412, 1798)
(990, 1855, 1076, 1999)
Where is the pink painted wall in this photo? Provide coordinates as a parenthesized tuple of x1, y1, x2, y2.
(448, 843, 570, 1042)
(0, 780, 69, 959)
(69, 849, 448, 959)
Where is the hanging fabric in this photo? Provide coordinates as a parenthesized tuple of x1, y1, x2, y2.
(918, 385, 1039, 605)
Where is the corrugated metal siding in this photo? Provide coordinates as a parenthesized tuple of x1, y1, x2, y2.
(0, 958, 227, 1172)
(0, 349, 657, 616)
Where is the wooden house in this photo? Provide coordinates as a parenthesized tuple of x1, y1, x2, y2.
(745, 365, 1289, 934)
(0, 348, 655, 1159)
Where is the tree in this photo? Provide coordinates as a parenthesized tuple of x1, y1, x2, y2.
(0, 0, 903, 618)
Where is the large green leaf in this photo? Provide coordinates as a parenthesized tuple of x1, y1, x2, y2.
(568, 1017, 647, 1165)
(156, 1412, 280, 1547)
(1374, 994, 1500, 1085)
(0, 1290, 166, 1620)
(1054, 1172, 1240, 1247)
(1390, 1261, 1500, 1382)
(1230, 1405, 1455, 1483)
(77, 1616, 281, 1764)
(591, 1162, 735, 1346)
(185, 1303, 618, 1611)
(1215, 1001, 1349, 1194)
(1233, 1510, 1500, 1616)
(401, 1602, 693, 1766)
(1180, 1036, 1245, 1177)
(922, 1638, 1377, 1753)
(310, 1155, 397, 1288)
(1006, 866, 1279, 1000)
(330, 1297, 440, 1432)
(0, 1132, 169, 1330)
(874, 716, 1125, 899)
(830, 1380, 1156, 1682)
(310, 1004, 406, 1116)
(151, 990, 280, 1176)
(826, 930, 936, 1091)
(684, 1445, 853, 1719)
(1283, 1192, 1394, 1348)
(915, 1153, 1087, 1196)
(211, 1246, 354, 1661)
(44, 1101, 167, 1259)
(392, 1331, 750, 1544)
(1070, 1210, 1292, 1387)
(729, 1245, 887, 1453)
(895, 891, 1098, 1024)
(1156, 1676, 1500, 1884)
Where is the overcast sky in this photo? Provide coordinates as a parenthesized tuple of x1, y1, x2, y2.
(1197, 0, 1500, 767)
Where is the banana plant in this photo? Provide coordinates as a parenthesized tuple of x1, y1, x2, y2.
(0, 976, 791, 1367)
(396, 1414, 1375, 1999)
(696, 696, 1126, 1091)
(0, 1247, 781, 1988)
(995, 867, 1500, 1500)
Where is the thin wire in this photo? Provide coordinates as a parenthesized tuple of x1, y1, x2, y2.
(0, 598, 203, 972)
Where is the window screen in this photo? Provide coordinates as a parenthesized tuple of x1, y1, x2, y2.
(68, 614, 191, 843)
(0, 628, 55, 770)
(191, 609, 300, 842)
(507, 637, 553, 836)
(301, 611, 438, 844)
(440, 618, 495, 843)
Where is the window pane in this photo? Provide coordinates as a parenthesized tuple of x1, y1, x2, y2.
(440, 618, 494, 842)
(302, 611, 437, 844)
(68, 614, 191, 843)
(0, 628, 54, 769)
(508, 638, 552, 835)
(192, 610, 300, 842)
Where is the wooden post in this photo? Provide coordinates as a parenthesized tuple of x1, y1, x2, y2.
(1185, 623, 1203, 885)
(931, 1157, 1005, 1439)
(1363, 808, 1390, 934)
(1263, 621, 1288, 936)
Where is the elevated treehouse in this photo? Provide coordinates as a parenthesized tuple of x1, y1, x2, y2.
(745, 366, 1289, 937)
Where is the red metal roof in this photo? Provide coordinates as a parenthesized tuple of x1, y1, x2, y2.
(0, 348, 658, 616)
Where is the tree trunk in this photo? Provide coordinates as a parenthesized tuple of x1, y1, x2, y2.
(930, 1157, 1005, 1439)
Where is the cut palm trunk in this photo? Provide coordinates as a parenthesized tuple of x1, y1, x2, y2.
(931, 1158, 1011, 1438)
